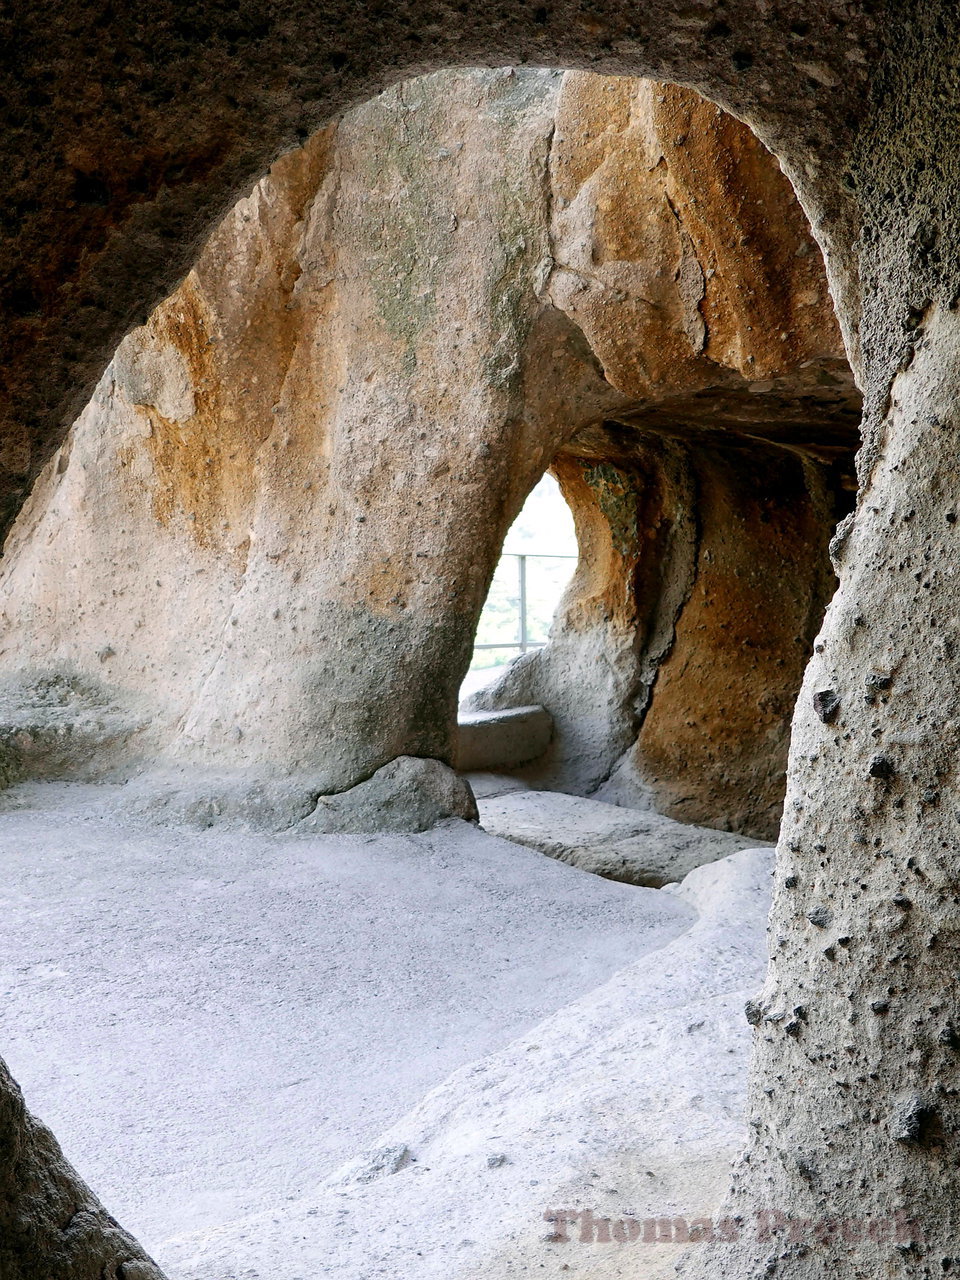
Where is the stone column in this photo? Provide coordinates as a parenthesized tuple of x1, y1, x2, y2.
(685, 7, 960, 1271)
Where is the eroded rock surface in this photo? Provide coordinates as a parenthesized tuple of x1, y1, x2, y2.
(7, 2, 960, 1275)
(467, 78, 860, 839)
(0, 71, 856, 839)
(0, 1054, 165, 1280)
(161, 846, 774, 1280)
(0, 69, 606, 818)
(0, 786, 696, 1268)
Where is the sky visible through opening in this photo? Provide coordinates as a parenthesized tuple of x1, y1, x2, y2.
(460, 472, 578, 703)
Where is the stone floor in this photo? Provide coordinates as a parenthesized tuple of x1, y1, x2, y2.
(0, 780, 772, 1278)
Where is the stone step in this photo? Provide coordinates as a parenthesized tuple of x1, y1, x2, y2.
(478, 788, 766, 887)
(454, 705, 552, 772)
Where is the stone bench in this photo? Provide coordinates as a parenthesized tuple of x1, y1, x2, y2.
(454, 704, 552, 772)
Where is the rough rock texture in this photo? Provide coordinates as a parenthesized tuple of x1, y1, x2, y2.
(0, 72, 856, 843)
(8, 1, 960, 1273)
(688, 319, 960, 1253)
(0, 0, 878, 554)
(474, 437, 850, 838)
(107, 755, 478, 833)
(2, 786, 697, 1265)
(462, 772, 532, 800)
(454, 706, 553, 772)
(468, 76, 858, 838)
(678, 11, 960, 1278)
(478, 789, 760, 886)
(301, 756, 478, 833)
(0, 1055, 165, 1280)
(0, 69, 617, 818)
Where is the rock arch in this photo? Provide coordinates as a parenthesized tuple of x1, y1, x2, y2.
(464, 78, 860, 839)
(5, 4, 960, 1278)
(1, 72, 855, 838)
(2, 1, 876, 548)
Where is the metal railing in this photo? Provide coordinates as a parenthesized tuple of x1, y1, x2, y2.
(472, 552, 577, 657)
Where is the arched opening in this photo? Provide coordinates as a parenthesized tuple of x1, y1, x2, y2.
(8, 4, 960, 1277)
(0, 44, 904, 1280)
(1, 68, 861, 834)
(460, 407, 858, 841)
(460, 471, 578, 703)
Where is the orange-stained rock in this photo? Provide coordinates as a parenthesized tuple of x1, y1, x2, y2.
(0, 70, 859, 833)
(549, 76, 846, 398)
(470, 73, 860, 838)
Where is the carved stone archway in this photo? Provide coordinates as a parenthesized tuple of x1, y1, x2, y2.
(5, 5, 960, 1277)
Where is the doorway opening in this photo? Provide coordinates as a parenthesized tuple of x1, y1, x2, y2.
(460, 473, 577, 704)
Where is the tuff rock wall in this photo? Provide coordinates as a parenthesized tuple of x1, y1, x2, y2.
(469, 79, 859, 839)
(0, 68, 607, 824)
(0, 71, 856, 837)
(8, 1, 960, 1277)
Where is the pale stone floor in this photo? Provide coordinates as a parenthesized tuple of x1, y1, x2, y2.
(0, 781, 771, 1278)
